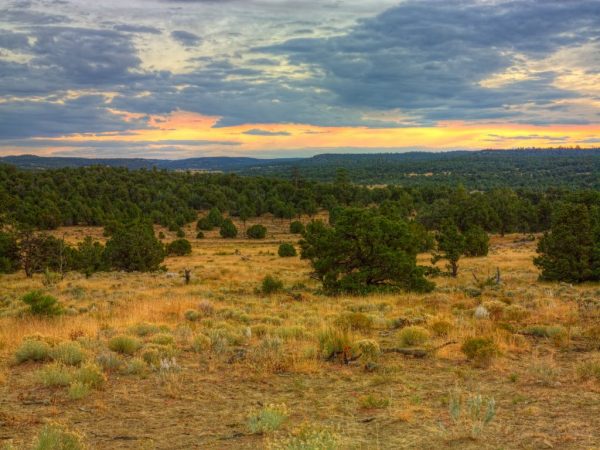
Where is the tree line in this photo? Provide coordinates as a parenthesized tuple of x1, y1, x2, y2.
(1, 164, 598, 235)
(1, 163, 599, 288)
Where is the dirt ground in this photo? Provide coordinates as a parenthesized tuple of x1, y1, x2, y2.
(1, 216, 600, 449)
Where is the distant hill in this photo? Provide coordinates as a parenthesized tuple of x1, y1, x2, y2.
(2, 149, 600, 189)
(0, 154, 299, 171)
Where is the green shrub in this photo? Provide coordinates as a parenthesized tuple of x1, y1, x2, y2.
(50, 342, 85, 366)
(318, 328, 352, 360)
(158, 231, 166, 239)
(33, 423, 86, 450)
(150, 333, 174, 346)
(37, 364, 73, 387)
(261, 275, 284, 295)
(104, 221, 165, 272)
(95, 352, 123, 372)
(359, 394, 390, 409)
(207, 207, 224, 227)
(398, 326, 430, 347)
(461, 337, 499, 367)
(73, 363, 105, 388)
(191, 334, 212, 353)
(68, 381, 90, 400)
(15, 339, 51, 363)
(121, 358, 148, 376)
(166, 239, 192, 256)
(196, 231, 205, 239)
(577, 359, 600, 381)
(335, 312, 373, 332)
(523, 325, 568, 345)
(184, 309, 200, 322)
(430, 320, 453, 337)
(22, 291, 62, 316)
(196, 217, 213, 231)
(175, 229, 185, 238)
(129, 322, 162, 337)
(219, 219, 238, 238)
(464, 226, 489, 257)
(270, 424, 340, 450)
(289, 221, 305, 234)
(502, 305, 529, 322)
(247, 403, 289, 434)
(0, 231, 20, 274)
(246, 224, 267, 239)
(108, 335, 141, 355)
(352, 339, 380, 365)
(278, 243, 297, 257)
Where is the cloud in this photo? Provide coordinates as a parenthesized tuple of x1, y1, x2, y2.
(0, 95, 150, 139)
(114, 24, 162, 35)
(0, 30, 30, 50)
(259, 0, 600, 123)
(242, 128, 291, 136)
(170, 30, 202, 47)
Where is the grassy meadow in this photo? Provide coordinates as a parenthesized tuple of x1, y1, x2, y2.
(1, 215, 600, 449)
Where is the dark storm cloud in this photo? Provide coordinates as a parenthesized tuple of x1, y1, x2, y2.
(113, 24, 162, 35)
(1, 0, 599, 142)
(0, 95, 150, 139)
(258, 0, 600, 122)
(30, 27, 144, 85)
(242, 129, 291, 136)
(170, 30, 202, 47)
(0, 31, 30, 50)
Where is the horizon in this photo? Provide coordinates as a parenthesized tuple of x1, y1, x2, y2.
(1, 0, 600, 158)
(3, 146, 600, 162)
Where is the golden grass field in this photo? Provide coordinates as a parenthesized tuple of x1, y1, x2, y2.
(1, 215, 600, 449)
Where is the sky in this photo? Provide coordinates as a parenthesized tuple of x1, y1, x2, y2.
(1, 0, 599, 159)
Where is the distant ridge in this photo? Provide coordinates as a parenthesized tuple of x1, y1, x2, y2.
(2, 149, 600, 189)
(0, 154, 300, 171)
(2, 149, 599, 171)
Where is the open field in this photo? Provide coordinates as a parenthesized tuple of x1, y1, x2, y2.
(1, 216, 600, 449)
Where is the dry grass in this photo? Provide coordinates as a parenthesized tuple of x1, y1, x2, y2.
(1, 220, 600, 449)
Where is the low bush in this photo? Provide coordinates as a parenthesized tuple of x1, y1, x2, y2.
(151, 333, 174, 346)
(261, 275, 284, 295)
(461, 337, 499, 368)
(96, 352, 123, 372)
(184, 309, 200, 322)
(270, 424, 340, 450)
(247, 403, 289, 434)
(68, 381, 90, 400)
(246, 224, 267, 239)
(166, 239, 192, 256)
(334, 312, 373, 332)
(37, 364, 72, 387)
(359, 394, 390, 409)
(278, 243, 297, 257)
(108, 335, 141, 355)
(15, 339, 51, 363)
(33, 423, 86, 450)
(318, 328, 352, 360)
(219, 219, 238, 238)
(191, 334, 212, 353)
(22, 291, 62, 316)
(577, 359, 600, 382)
(398, 326, 430, 347)
(73, 363, 106, 388)
(50, 341, 85, 366)
(430, 320, 453, 337)
(352, 339, 381, 365)
(289, 221, 305, 234)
